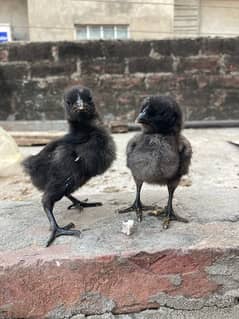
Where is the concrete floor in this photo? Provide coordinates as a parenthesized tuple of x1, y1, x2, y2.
(1, 128, 239, 252)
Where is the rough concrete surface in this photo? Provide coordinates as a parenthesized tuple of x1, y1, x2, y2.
(0, 128, 239, 318)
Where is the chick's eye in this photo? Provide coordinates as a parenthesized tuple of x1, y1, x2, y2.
(147, 109, 155, 117)
(86, 96, 93, 104)
(140, 104, 149, 113)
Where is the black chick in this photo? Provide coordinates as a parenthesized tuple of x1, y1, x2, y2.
(119, 95, 192, 229)
(22, 86, 116, 246)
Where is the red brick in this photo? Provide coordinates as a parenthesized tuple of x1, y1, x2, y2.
(145, 74, 178, 91)
(8, 43, 52, 62)
(210, 75, 239, 89)
(99, 75, 145, 91)
(81, 58, 125, 75)
(128, 57, 173, 73)
(0, 249, 222, 318)
(224, 55, 239, 73)
(31, 61, 76, 78)
(178, 56, 220, 74)
(0, 63, 29, 80)
(0, 49, 9, 62)
(175, 272, 219, 298)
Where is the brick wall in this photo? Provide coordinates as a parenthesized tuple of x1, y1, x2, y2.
(1, 38, 239, 122)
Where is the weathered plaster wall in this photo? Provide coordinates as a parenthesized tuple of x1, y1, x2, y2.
(27, 0, 74, 41)
(0, 38, 239, 122)
(0, 0, 29, 41)
(27, 0, 174, 41)
(200, 0, 239, 37)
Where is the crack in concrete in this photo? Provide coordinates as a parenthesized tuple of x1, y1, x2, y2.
(64, 292, 239, 319)
(149, 292, 239, 312)
(68, 301, 239, 318)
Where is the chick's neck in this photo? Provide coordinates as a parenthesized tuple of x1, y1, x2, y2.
(67, 118, 99, 136)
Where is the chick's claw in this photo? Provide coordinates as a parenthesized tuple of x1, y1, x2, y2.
(46, 226, 81, 247)
(148, 207, 165, 217)
(163, 217, 171, 229)
(80, 201, 102, 207)
(67, 203, 84, 210)
(118, 203, 156, 215)
(162, 209, 188, 230)
(62, 222, 75, 230)
(67, 199, 102, 210)
(170, 211, 189, 223)
(118, 205, 135, 214)
(136, 208, 143, 222)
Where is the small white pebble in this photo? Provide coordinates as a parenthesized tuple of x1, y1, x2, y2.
(75, 156, 80, 162)
(121, 219, 135, 236)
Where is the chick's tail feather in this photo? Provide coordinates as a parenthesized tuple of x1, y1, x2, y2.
(22, 156, 37, 176)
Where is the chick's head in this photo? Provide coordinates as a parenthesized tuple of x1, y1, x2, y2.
(136, 95, 183, 134)
(64, 86, 98, 122)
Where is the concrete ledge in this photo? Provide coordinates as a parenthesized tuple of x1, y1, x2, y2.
(9, 131, 64, 146)
(1, 120, 239, 133)
(0, 121, 68, 132)
(1, 188, 239, 319)
(1, 129, 239, 318)
(1, 121, 239, 146)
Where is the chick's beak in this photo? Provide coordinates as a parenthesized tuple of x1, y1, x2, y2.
(136, 110, 147, 124)
(75, 98, 86, 112)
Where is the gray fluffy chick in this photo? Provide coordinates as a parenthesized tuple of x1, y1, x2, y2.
(119, 95, 192, 229)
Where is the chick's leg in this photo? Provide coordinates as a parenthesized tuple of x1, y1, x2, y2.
(66, 194, 102, 210)
(42, 192, 81, 247)
(163, 183, 188, 229)
(118, 181, 154, 222)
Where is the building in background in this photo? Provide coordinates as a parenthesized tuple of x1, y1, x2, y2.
(174, 0, 239, 38)
(0, 0, 239, 42)
(26, 0, 174, 41)
(0, 0, 29, 41)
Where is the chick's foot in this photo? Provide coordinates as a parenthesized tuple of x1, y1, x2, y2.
(162, 207, 188, 229)
(46, 224, 81, 247)
(118, 201, 156, 222)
